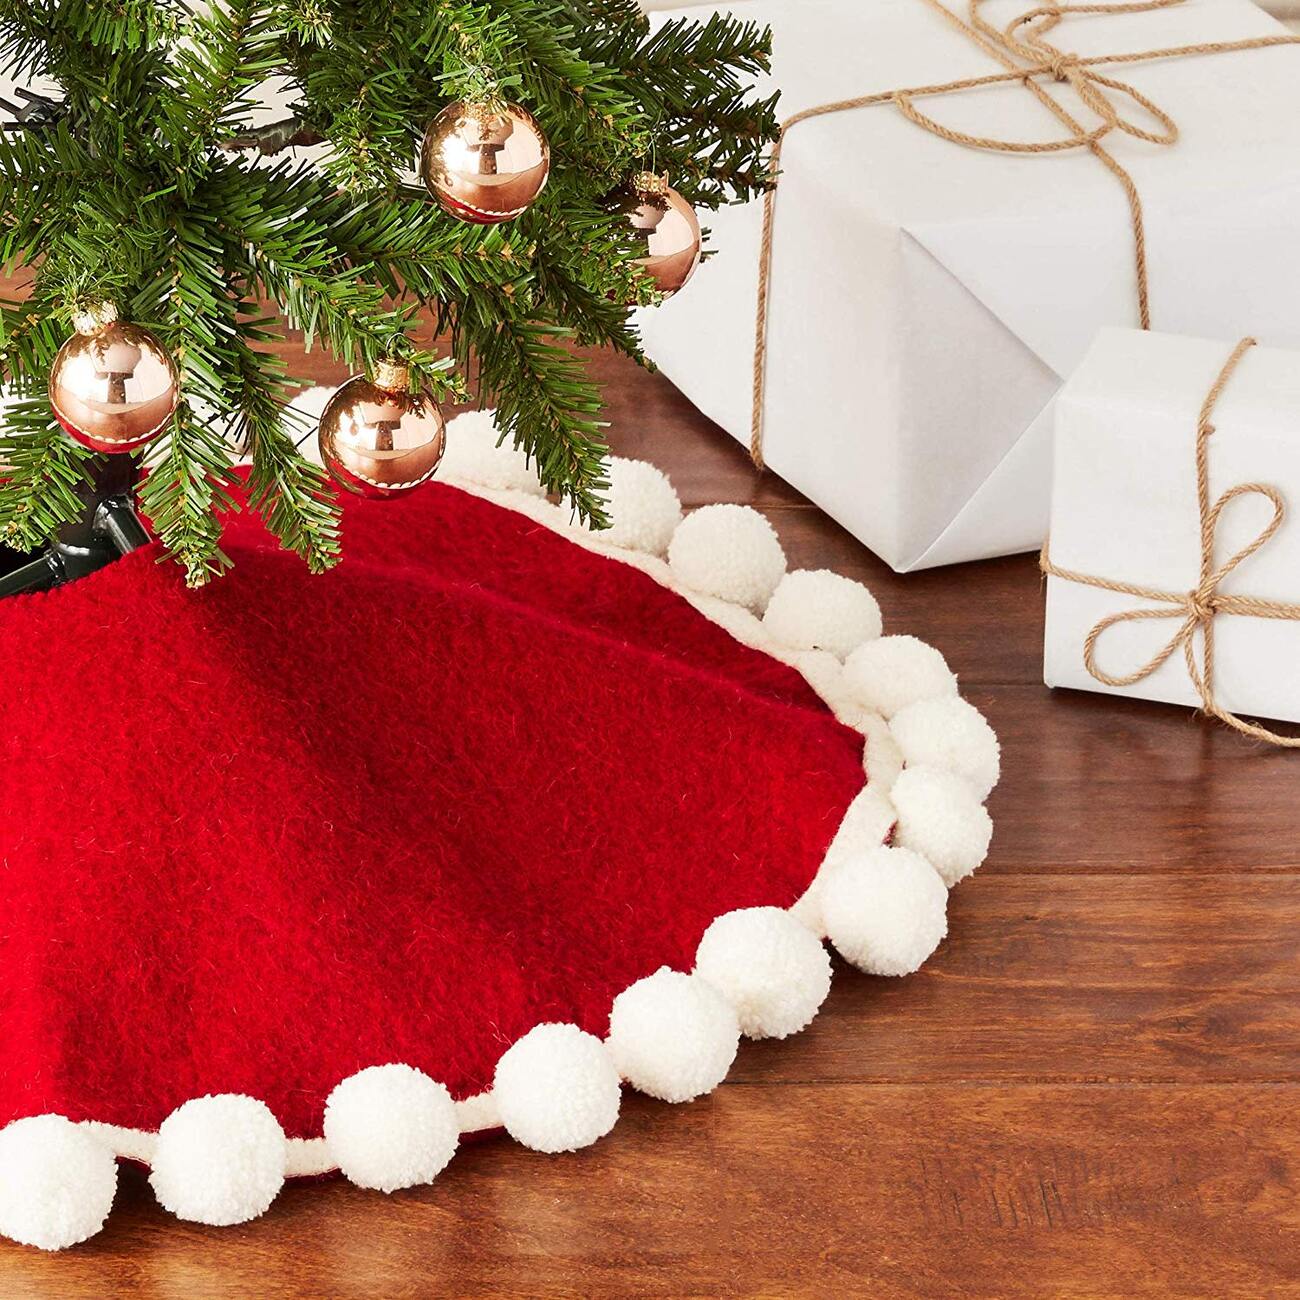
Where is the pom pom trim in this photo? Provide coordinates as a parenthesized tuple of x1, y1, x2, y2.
(2, 460, 995, 1246)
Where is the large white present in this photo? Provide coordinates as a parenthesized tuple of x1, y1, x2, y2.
(1043, 328, 1300, 740)
(636, 0, 1300, 572)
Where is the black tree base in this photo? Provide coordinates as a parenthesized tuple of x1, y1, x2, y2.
(0, 456, 149, 598)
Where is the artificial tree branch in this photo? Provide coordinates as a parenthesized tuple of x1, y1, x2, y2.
(0, 0, 776, 582)
(220, 116, 324, 155)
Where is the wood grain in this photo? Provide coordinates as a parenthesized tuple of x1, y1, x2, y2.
(6, 342, 1300, 1297)
(7, 1086, 1300, 1300)
(737, 874, 1300, 1085)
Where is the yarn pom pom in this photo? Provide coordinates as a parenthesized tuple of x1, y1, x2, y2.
(149, 1095, 286, 1226)
(821, 845, 948, 976)
(606, 968, 741, 1103)
(890, 696, 1001, 800)
(891, 766, 993, 886)
(439, 410, 545, 496)
(694, 907, 832, 1040)
(595, 457, 683, 555)
(0, 1116, 117, 1251)
(668, 504, 786, 612)
(794, 786, 898, 935)
(844, 636, 958, 720)
(324, 1064, 459, 1193)
(494, 1024, 621, 1153)
(762, 569, 882, 659)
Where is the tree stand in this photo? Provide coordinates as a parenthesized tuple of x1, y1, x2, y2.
(0, 457, 149, 598)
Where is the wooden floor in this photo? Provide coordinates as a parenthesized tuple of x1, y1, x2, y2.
(7, 345, 1300, 1299)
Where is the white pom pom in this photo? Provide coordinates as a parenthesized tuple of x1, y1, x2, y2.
(0, 1116, 117, 1251)
(694, 907, 831, 1040)
(794, 786, 898, 935)
(606, 968, 740, 1103)
(821, 845, 948, 976)
(667, 504, 786, 612)
(440, 410, 545, 496)
(324, 1064, 459, 1193)
(762, 569, 882, 659)
(891, 766, 993, 887)
(595, 458, 683, 555)
(149, 1095, 286, 1226)
(843, 635, 958, 720)
(890, 696, 1001, 800)
(860, 711, 904, 792)
(493, 1024, 621, 1153)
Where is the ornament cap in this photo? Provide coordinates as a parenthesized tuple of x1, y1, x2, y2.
(465, 101, 512, 138)
(633, 171, 671, 199)
(72, 301, 119, 337)
(372, 360, 411, 394)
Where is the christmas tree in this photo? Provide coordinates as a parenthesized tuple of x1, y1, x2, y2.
(0, 0, 777, 586)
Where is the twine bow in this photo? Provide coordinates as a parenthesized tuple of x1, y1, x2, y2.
(749, 0, 1300, 466)
(1041, 338, 1300, 747)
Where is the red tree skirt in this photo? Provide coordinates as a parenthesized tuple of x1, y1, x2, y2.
(0, 440, 997, 1248)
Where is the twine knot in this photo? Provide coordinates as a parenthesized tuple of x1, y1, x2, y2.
(1186, 588, 1217, 622)
(1041, 339, 1300, 748)
(748, 0, 1300, 470)
(1046, 52, 1078, 82)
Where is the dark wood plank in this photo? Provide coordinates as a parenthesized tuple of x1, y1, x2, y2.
(6, 1085, 1298, 1299)
(978, 687, 1300, 873)
(579, 346, 810, 512)
(737, 874, 1300, 1085)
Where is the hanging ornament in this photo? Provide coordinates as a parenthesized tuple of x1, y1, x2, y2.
(318, 360, 447, 498)
(49, 303, 180, 454)
(420, 101, 550, 225)
(614, 172, 702, 301)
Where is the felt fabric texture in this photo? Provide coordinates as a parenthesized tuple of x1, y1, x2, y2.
(0, 482, 867, 1141)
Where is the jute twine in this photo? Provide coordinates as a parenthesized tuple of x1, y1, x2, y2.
(1040, 338, 1300, 747)
(749, 0, 1300, 467)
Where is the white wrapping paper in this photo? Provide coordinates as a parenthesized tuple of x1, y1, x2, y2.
(636, 0, 1300, 571)
(1044, 328, 1300, 725)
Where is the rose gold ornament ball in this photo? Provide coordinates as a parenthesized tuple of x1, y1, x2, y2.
(49, 305, 180, 454)
(617, 173, 702, 299)
(318, 363, 447, 498)
(420, 101, 550, 224)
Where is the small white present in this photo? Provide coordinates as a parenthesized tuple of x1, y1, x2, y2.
(1043, 328, 1300, 741)
(637, 0, 1300, 572)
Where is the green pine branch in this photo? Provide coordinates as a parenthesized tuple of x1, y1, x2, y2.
(0, 0, 776, 578)
(471, 309, 609, 527)
(0, 397, 94, 550)
(229, 313, 343, 573)
(137, 402, 239, 587)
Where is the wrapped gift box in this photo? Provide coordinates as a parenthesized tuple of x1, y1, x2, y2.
(636, 0, 1300, 571)
(1044, 328, 1300, 727)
